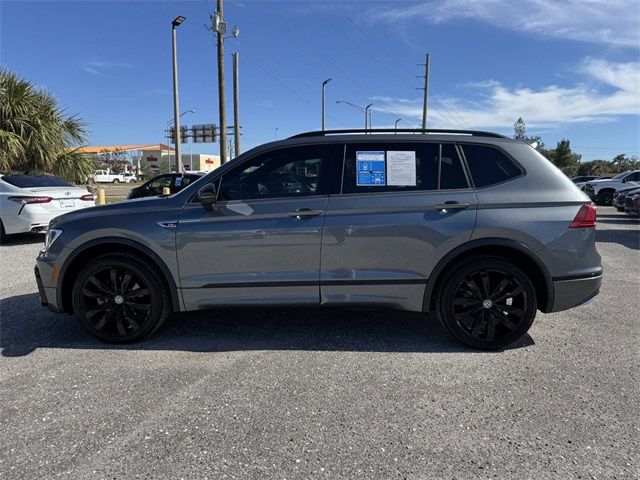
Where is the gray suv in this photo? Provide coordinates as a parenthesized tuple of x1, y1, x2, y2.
(35, 129, 602, 349)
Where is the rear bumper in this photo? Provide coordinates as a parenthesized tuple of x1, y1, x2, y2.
(549, 272, 603, 312)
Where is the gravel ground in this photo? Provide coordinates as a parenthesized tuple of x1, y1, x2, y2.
(0, 207, 638, 479)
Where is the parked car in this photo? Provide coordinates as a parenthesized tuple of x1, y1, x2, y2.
(613, 186, 640, 212)
(0, 173, 94, 243)
(93, 170, 126, 183)
(572, 175, 613, 191)
(35, 129, 602, 350)
(583, 170, 640, 205)
(624, 192, 640, 217)
(126, 173, 204, 199)
(122, 173, 137, 183)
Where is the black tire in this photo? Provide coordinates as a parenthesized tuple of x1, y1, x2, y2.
(616, 206, 625, 212)
(72, 253, 170, 342)
(435, 256, 537, 350)
(0, 219, 7, 244)
(596, 189, 613, 206)
(113, 178, 120, 184)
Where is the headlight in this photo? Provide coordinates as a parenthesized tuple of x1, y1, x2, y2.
(44, 228, 62, 251)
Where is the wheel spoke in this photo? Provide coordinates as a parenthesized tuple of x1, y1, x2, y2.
(123, 305, 141, 330)
(453, 297, 481, 308)
(470, 309, 485, 337)
(498, 304, 524, 317)
(463, 278, 483, 299)
(494, 284, 524, 303)
(88, 276, 115, 296)
(479, 272, 491, 297)
(489, 279, 510, 301)
(81, 288, 107, 300)
(116, 311, 127, 335)
(125, 288, 149, 300)
(491, 309, 518, 331)
(94, 306, 116, 331)
(121, 272, 133, 294)
(110, 268, 119, 293)
(486, 315, 496, 341)
(125, 301, 150, 311)
(86, 302, 110, 319)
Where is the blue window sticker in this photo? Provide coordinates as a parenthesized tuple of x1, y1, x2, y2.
(356, 151, 386, 186)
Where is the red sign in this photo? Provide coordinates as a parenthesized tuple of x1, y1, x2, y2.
(147, 156, 158, 162)
(205, 158, 214, 164)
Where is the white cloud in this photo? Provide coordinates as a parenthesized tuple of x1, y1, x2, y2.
(372, 59, 640, 129)
(369, 0, 640, 48)
(81, 57, 133, 75)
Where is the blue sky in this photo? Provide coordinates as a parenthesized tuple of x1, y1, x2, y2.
(2, 0, 639, 160)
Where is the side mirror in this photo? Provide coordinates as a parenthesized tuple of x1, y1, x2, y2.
(197, 183, 217, 208)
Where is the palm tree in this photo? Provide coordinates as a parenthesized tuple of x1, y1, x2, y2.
(0, 68, 94, 183)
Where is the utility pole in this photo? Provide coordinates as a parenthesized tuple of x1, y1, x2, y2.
(321, 78, 331, 131)
(232, 52, 241, 156)
(419, 53, 430, 130)
(214, 0, 228, 164)
(171, 16, 185, 173)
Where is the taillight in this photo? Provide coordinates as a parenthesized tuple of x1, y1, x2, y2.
(569, 204, 597, 228)
(80, 194, 94, 201)
(8, 196, 53, 205)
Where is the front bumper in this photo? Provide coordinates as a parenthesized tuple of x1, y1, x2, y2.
(550, 272, 603, 312)
(35, 254, 62, 313)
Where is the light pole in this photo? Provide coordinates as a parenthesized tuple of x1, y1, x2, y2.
(365, 103, 373, 131)
(321, 78, 331, 131)
(394, 118, 402, 132)
(336, 100, 368, 130)
(171, 16, 185, 173)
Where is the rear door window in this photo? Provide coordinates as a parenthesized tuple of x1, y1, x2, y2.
(341, 142, 468, 194)
(461, 144, 522, 188)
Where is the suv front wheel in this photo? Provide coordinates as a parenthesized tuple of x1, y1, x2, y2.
(72, 253, 169, 342)
(435, 256, 537, 350)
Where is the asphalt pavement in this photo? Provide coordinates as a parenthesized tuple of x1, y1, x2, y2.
(0, 207, 638, 479)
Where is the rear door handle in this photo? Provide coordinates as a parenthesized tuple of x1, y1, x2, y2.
(435, 201, 470, 212)
(289, 208, 323, 219)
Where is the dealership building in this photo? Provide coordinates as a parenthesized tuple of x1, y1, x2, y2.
(78, 144, 221, 173)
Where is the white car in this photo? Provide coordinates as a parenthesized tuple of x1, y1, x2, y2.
(93, 170, 125, 183)
(122, 173, 137, 183)
(0, 174, 95, 242)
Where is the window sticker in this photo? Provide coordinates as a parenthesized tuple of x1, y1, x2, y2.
(387, 151, 417, 186)
(175, 177, 183, 187)
(356, 151, 386, 186)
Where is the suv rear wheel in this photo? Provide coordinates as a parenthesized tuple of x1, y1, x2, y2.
(72, 253, 169, 342)
(435, 256, 537, 350)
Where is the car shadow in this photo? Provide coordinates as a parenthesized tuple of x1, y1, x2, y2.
(0, 232, 45, 246)
(0, 293, 534, 357)
(596, 228, 640, 250)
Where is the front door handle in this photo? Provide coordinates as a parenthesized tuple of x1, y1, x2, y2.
(435, 201, 470, 213)
(289, 208, 323, 219)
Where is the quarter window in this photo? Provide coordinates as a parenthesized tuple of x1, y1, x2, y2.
(461, 144, 522, 188)
(218, 145, 334, 201)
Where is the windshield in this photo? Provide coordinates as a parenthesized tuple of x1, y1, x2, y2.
(610, 172, 627, 180)
(1, 174, 73, 188)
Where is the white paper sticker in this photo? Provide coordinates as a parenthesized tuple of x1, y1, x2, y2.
(387, 151, 417, 186)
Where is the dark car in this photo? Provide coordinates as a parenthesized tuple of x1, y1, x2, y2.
(127, 173, 204, 199)
(613, 186, 640, 212)
(571, 175, 599, 184)
(624, 192, 640, 217)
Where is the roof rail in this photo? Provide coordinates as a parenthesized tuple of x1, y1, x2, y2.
(288, 128, 507, 139)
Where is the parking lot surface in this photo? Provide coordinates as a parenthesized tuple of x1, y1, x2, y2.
(1, 207, 638, 479)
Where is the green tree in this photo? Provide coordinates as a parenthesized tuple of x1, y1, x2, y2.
(576, 159, 611, 176)
(159, 161, 172, 174)
(0, 68, 94, 183)
(513, 117, 527, 140)
(548, 139, 581, 176)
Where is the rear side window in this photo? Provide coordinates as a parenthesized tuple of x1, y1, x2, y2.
(461, 145, 521, 188)
(341, 142, 468, 194)
(1, 175, 72, 188)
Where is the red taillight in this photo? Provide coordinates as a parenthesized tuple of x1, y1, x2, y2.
(569, 204, 597, 228)
(8, 196, 53, 205)
(80, 194, 94, 201)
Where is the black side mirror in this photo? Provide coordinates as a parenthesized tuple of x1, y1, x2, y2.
(197, 183, 217, 208)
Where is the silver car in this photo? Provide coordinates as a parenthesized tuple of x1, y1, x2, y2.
(35, 129, 602, 349)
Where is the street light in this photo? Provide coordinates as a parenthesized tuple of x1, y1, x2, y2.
(171, 16, 186, 173)
(321, 78, 331, 131)
(166, 109, 195, 127)
(394, 118, 402, 132)
(336, 100, 368, 130)
(365, 103, 373, 131)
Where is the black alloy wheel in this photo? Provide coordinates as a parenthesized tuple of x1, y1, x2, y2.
(436, 257, 537, 350)
(72, 254, 169, 342)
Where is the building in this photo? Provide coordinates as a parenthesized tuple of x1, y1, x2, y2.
(78, 144, 221, 175)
